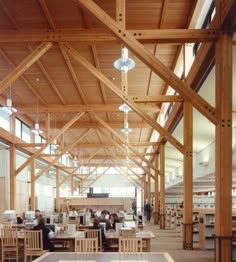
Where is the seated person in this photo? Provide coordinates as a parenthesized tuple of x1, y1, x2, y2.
(17, 216, 23, 224)
(92, 217, 107, 251)
(108, 213, 120, 231)
(69, 208, 78, 217)
(98, 210, 110, 231)
(35, 209, 42, 221)
(33, 217, 54, 251)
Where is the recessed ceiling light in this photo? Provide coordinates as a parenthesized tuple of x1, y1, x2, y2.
(36, 78, 39, 82)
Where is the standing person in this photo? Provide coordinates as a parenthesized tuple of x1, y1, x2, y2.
(144, 199, 152, 222)
(132, 199, 137, 215)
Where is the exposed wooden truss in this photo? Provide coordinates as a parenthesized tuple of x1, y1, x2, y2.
(0, 29, 217, 44)
(75, 0, 217, 125)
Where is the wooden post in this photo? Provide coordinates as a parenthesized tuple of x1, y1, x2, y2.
(71, 174, 74, 196)
(159, 143, 165, 229)
(215, 32, 232, 262)
(154, 153, 159, 224)
(183, 100, 193, 249)
(147, 169, 151, 203)
(30, 160, 36, 210)
(56, 168, 60, 212)
(9, 144, 16, 209)
(182, 43, 193, 250)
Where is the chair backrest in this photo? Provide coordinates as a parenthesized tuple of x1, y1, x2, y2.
(85, 229, 102, 251)
(119, 228, 136, 238)
(119, 237, 143, 252)
(76, 238, 98, 252)
(24, 230, 43, 252)
(1, 227, 18, 247)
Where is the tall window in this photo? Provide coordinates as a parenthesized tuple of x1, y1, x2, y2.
(15, 118, 31, 142)
(0, 108, 10, 131)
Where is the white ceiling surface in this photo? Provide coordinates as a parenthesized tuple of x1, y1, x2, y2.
(165, 45, 236, 194)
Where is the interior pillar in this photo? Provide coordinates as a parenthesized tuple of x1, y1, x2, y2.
(55, 168, 60, 212)
(159, 143, 165, 229)
(183, 100, 193, 250)
(30, 160, 36, 210)
(154, 153, 159, 224)
(9, 144, 16, 210)
(215, 31, 232, 262)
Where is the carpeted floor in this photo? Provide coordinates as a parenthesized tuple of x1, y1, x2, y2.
(145, 221, 214, 262)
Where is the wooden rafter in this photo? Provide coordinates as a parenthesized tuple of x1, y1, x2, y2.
(0, 42, 53, 95)
(75, 0, 217, 124)
(35, 129, 91, 181)
(92, 112, 158, 172)
(60, 42, 183, 153)
(71, 147, 103, 174)
(17, 103, 160, 113)
(98, 128, 156, 180)
(15, 112, 85, 176)
(0, 29, 217, 43)
(81, 167, 111, 193)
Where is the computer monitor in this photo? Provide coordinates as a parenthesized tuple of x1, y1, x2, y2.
(124, 221, 136, 228)
(46, 224, 56, 232)
(78, 214, 85, 225)
(25, 211, 35, 220)
(3, 210, 16, 221)
(99, 222, 106, 232)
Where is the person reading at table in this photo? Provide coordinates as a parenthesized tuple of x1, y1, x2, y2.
(108, 213, 120, 231)
(98, 210, 110, 231)
(33, 217, 54, 251)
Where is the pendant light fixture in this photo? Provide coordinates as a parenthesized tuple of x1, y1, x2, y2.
(31, 95, 43, 135)
(1, 65, 17, 115)
(114, 47, 135, 73)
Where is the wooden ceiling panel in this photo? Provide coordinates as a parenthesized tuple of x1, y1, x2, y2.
(3, 0, 49, 29)
(126, 0, 162, 29)
(43, 0, 85, 29)
(163, 0, 195, 29)
(89, 0, 116, 28)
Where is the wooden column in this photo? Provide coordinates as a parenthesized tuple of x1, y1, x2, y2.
(56, 168, 60, 212)
(30, 160, 36, 210)
(71, 174, 74, 196)
(147, 169, 151, 203)
(182, 43, 193, 250)
(154, 153, 159, 224)
(159, 143, 165, 229)
(9, 144, 16, 209)
(183, 100, 193, 249)
(215, 31, 232, 262)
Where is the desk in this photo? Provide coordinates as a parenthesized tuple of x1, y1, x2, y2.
(52, 231, 85, 251)
(32, 252, 174, 262)
(105, 230, 155, 252)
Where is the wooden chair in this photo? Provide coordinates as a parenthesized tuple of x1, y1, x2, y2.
(76, 238, 98, 252)
(118, 237, 143, 253)
(119, 228, 136, 238)
(1, 227, 18, 262)
(24, 230, 48, 262)
(85, 229, 102, 251)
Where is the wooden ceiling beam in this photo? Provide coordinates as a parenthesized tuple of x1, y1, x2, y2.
(0, 42, 53, 95)
(0, 29, 217, 43)
(81, 167, 111, 193)
(60, 42, 183, 153)
(35, 128, 91, 181)
(94, 117, 158, 174)
(16, 141, 158, 148)
(17, 103, 160, 113)
(15, 112, 85, 176)
(75, 0, 217, 125)
(98, 128, 155, 179)
(131, 95, 183, 103)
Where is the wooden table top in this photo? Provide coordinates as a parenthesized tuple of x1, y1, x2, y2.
(32, 252, 174, 262)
